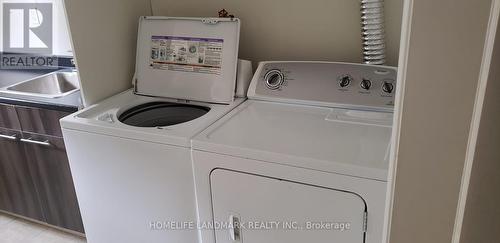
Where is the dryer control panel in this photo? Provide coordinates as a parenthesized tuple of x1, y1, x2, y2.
(247, 61, 397, 111)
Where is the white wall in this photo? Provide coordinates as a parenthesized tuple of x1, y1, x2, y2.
(66, 0, 403, 106)
(151, 0, 403, 67)
(64, 0, 151, 106)
(52, 0, 72, 55)
(388, 0, 493, 242)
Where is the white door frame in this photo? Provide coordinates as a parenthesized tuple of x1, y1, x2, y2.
(382, 0, 414, 242)
(383, 0, 500, 242)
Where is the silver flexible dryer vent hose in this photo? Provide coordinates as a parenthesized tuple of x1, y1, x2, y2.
(361, 0, 386, 65)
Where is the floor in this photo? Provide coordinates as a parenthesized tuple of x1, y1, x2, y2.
(0, 212, 86, 243)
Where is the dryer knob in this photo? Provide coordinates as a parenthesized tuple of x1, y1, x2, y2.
(382, 81, 394, 94)
(338, 75, 352, 88)
(360, 79, 372, 90)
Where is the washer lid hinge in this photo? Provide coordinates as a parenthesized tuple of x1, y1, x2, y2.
(363, 211, 368, 233)
(133, 76, 138, 93)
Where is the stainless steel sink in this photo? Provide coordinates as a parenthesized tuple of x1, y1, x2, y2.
(0, 70, 80, 98)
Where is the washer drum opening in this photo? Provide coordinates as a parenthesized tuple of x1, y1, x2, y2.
(118, 102, 210, 127)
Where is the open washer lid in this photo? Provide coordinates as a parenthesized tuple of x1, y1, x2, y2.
(134, 16, 240, 104)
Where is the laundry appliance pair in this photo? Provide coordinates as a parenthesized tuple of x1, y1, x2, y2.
(61, 16, 396, 243)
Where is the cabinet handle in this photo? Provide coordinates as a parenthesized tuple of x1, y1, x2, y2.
(20, 137, 51, 147)
(229, 214, 241, 242)
(0, 134, 17, 140)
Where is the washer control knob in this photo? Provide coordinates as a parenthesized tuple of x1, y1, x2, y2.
(264, 70, 284, 90)
(382, 81, 394, 94)
(360, 79, 372, 90)
(338, 75, 352, 88)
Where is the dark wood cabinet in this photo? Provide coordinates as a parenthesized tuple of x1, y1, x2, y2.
(0, 128, 44, 221)
(0, 104, 84, 233)
(0, 104, 21, 130)
(22, 133, 84, 233)
(15, 106, 71, 137)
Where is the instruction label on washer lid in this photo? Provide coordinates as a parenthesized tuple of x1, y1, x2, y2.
(150, 35, 223, 75)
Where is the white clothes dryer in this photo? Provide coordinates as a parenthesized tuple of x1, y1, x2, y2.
(191, 61, 397, 243)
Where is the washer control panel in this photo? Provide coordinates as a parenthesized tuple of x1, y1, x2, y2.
(249, 62, 397, 110)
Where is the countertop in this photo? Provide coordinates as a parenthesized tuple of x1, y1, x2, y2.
(0, 69, 82, 112)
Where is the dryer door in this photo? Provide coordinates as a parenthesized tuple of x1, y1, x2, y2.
(210, 169, 367, 243)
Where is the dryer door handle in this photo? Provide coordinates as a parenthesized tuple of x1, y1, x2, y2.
(228, 214, 241, 241)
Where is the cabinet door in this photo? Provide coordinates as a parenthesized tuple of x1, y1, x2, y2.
(210, 169, 366, 243)
(0, 128, 44, 220)
(0, 104, 21, 130)
(22, 132, 84, 233)
(16, 106, 72, 137)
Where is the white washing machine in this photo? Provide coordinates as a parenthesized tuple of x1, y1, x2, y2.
(61, 16, 243, 243)
(191, 61, 397, 243)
